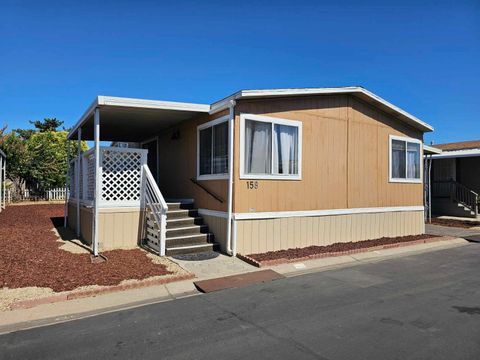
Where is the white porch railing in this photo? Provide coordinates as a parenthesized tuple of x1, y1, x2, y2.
(142, 165, 168, 256)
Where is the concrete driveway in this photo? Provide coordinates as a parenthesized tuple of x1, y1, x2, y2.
(1, 243, 480, 359)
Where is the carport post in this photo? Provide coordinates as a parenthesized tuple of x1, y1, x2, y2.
(93, 108, 100, 257)
(64, 140, 70, 227)
(76, 128, 82, 237)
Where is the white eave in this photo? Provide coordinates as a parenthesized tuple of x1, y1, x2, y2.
(430, 148, 480, 159)
(210, 87, 434, 132)
(67, 96, 210, 140)
(424, 145, 442, 155)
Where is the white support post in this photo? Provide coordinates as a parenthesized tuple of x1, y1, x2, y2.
(93, 108, 100, 257)
(64, 141, 70, 227)
(160, 212, 166, 256)
(76, 128, 82, 237)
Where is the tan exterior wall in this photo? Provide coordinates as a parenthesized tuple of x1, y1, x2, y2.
(68, 202, 142, 250)
(235, 210, 425, 255)
(200, 212, 228, 252)
(233, 95, 424, 213)
(156, 110, 229, 212)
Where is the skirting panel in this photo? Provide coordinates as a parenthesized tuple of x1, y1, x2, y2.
(201, 213, 228, 253)
(67, 202, 143, 250)
(235, 210, 425, 255)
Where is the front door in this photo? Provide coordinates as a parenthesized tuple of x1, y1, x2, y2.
(142, 139, 159, 182)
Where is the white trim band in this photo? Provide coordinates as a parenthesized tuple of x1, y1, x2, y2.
(233, 206, 425, 220)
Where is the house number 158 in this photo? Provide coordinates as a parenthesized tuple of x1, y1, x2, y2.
(246, 181, 258, 190)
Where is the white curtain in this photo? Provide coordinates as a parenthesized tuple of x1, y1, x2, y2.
(273, 124, 298, 174)
(407, 142, 420, 179)
(392, 140, 406, 178)
(245, 120, 271, 174)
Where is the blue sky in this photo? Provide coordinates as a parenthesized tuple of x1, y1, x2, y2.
(0, 0, 478, 144)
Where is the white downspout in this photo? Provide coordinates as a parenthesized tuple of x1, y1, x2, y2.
(226, 100, 236, 256)
(93, 108, 100, 257)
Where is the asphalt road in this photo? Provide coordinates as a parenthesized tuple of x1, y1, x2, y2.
(1, 244, 480, 360)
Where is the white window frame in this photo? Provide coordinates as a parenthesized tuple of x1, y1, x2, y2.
(389, 134, 423, 184)
(197, 115, 230, 180)
(240, 113, 302, 180)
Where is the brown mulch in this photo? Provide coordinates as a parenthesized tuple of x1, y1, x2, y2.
(0, 204, 172, 292)
(429, 218, 480, 229)
(247, 234, 439, 262)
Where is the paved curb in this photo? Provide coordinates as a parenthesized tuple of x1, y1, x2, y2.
(237, 236, 455, 268)
(9, 273, 195, 310)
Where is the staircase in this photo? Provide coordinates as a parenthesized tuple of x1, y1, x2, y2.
(144, 201, 217, 256)
(164, 201, 217, 255)
(432, 180, 479, 218)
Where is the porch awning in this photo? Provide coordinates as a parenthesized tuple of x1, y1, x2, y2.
(67, 96, 210, 142)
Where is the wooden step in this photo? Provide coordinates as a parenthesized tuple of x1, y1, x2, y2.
(167, 217, 204, 229)
(166, 224, 208, 238)
(166, 202, 194, 211)
(166, 233, 212, 247)
(167, 209, 198, 219)
(166, 243, 217, 256)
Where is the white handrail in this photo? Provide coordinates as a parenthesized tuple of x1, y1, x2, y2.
(142, 164, 168, 255)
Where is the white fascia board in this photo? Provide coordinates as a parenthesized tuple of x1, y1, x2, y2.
(67, 97, 99, 140)
(98, 96, 210, 112)
(233, 206, 425, 220)
(431, 148, 480, 159)
(423, 145, 442, 154)
(67, 96, 211, 140)
(210, 87, 434, 132)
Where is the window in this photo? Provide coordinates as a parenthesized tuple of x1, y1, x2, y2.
(240, 114, 302, 180)
(197, 116, 229, 179)
(389, 135, 422, 182)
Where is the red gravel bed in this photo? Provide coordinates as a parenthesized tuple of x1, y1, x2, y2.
(429, 218, 480, 229)
(0, 205, 172, 292)
(247, 234, 440, 263)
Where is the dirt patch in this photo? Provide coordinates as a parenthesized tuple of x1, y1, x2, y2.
(0, 204, 183, 293)
(246, 234, 440, 263)
(429, 218, 480, 229)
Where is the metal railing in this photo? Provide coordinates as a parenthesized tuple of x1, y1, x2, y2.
(142, 164, 168, 256)
(432, 180, 479, 216)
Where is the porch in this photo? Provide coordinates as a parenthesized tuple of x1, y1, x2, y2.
(66, 96, 220, 257)
(429, 152, 480, 218)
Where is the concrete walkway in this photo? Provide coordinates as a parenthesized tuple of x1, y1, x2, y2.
(170, 252, 257, 279)
(0, 237, 468, 335)
(426, 224, 480, 238)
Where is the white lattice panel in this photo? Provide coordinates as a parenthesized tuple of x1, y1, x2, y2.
(100, 148, 146, 205)
(68, 161, 76, 198)
(86, 154, 95, 200)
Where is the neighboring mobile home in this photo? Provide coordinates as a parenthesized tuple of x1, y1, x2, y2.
(428, 140, 480, 218)
(66, 87, 433, 257)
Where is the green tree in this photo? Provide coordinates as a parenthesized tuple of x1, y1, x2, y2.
(0, 122, 88, 194)
(30, 118, 64, 132)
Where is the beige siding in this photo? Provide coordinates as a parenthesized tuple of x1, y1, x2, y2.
(235, 210, 425, 255)
(200, 213, 228, 252)
(233, 95, 424, 213)
(67, 202, 142, 250)
(156, 110, 229, 212)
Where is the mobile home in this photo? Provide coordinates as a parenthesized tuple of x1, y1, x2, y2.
(66, 87, 433, 257)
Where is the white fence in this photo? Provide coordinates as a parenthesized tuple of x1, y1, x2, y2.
(47, 188, 68, 201)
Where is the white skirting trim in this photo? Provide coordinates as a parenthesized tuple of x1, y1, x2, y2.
(233, 206, 424, 220)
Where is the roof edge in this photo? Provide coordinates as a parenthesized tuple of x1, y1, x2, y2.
(210, 87, 434, 133)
